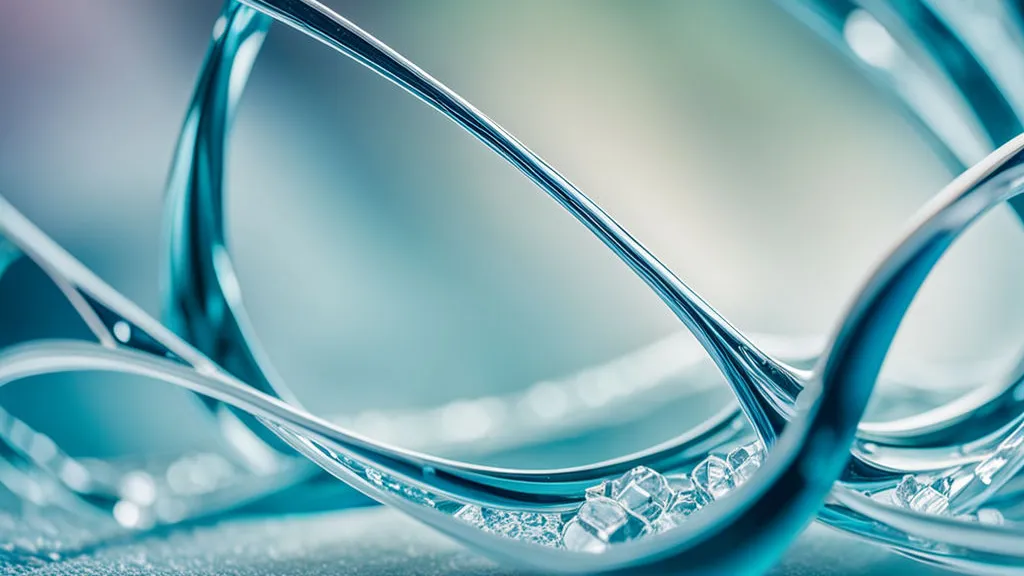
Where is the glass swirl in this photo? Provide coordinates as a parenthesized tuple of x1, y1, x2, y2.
(165, 0, 1024, 571)
(165, 0, 1024, 572)
(0, 0, 1022, 574)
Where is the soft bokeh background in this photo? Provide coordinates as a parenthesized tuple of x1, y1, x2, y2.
(0, 0, 1023, 541)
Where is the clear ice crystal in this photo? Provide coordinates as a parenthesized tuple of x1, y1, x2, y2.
(454, 505, 562, 547)
(562, 497, 645, 553)
(665, 473, 694, 493)
(910, 486, 950, 515)
(562, 518, 608, 553)
(667, 487, 709, 517)
(609, 466, 673, 522)
(891, 475, 950, 515)
(727, 441, 765, 484)
(662, 474, 708, 517)
(644, 516, 673, 536)
(565, 454, 765, 549)
(578, 497, 630, 537)
(892, 475, 925, 508)
(691, 455, 736, 499)
(456, 452, 773, 551)
(643, 488, 710, 535)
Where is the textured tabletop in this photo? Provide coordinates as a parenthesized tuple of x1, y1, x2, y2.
(2, 504, 956, 576)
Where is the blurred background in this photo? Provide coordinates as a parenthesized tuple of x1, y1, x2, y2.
(0, 0, 1023, 481)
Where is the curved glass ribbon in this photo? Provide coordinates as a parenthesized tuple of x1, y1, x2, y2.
(2, 0, 1020, 572)
(165, 0, 774, 512)
(178, 0, 1017, 501)
(0, 199, 312, 549)
(0, 191, 871, 574)
(778, 0, 1024, 449)
(162, 0, 1024, 570)
(164, 0, 1024, 570)
(777, 1, 1024, 571)
(166, 0, 950, 486)
(818, 135, 1024, 572)
(0, 2, 881, 572)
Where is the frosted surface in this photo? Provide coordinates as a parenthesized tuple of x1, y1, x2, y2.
(0, 497, 954, 576)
